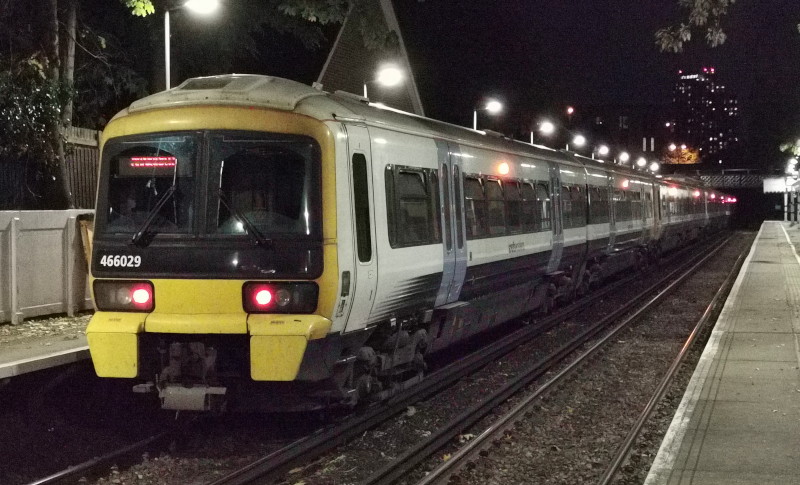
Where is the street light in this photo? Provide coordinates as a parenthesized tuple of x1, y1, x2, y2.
(636, 157, 648, 168)
(165, 0, 220, 90)
(649, 162, 660, 172)
(473, 99, 503, 130)
(596, 145, 610, 157)
(618, 151, 630, 164)
(363, 64, 404, 98)
(566, 134, 585, 151)
(539, 120, 555, 135)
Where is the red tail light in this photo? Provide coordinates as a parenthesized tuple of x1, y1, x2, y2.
(243, 282, 318, 314)
(94, 280, 154, 312)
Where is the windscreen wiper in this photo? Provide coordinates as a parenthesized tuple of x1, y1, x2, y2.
(217, 189, 273, 248)
(130, 184, 176, 246)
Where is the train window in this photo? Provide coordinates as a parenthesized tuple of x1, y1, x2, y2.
(352, 153, 372, 261)
(485, 179, 506, 236)
(535, 182, 551, 231)
(614, 189, 632, 222)
(561, 184, 586, 229)
(209, 132, 321, 240)
(644, 191, 653, 218)
(520, 183, 537, 232)
(464, 177, 487, 239)
(630, 190, 642, 220)
(454, 166, 464, 248)
(571, 185, 587, 227)
(505, 181, 523, 234)
(100, 134, 197, 235)
(386, 167, 441, 248)
(561, 185, 573, 228)
(589, 186, 610, 224)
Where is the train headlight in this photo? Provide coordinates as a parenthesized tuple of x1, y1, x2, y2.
(243, 282, 318, 314)
(94, 280, 154, 312)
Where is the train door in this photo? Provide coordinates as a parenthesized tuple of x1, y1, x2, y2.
(547, 162, 563, 272)
(606, 175, 616, 251)
(433, 141, 467, 306)
(342, 125, 378, 330)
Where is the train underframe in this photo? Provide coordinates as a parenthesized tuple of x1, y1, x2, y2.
(131, 230, 710, 413)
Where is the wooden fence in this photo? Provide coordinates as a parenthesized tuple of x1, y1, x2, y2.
(0, 126, 99, 210)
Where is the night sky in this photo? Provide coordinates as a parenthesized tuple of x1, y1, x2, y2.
(86, 0, 800, 170)
(387, 0, 800, 169)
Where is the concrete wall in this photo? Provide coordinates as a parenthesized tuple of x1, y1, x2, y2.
(0, 210, 94, 324)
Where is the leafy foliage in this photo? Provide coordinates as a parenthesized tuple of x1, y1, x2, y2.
(123, 0, 155, 17)
(0, 57, 70, 161)
(656, 0, 735, 53)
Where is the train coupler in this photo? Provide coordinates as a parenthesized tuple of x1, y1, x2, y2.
(132, 382, 228, 411)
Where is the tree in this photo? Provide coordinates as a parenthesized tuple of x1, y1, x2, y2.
(656, 0, 735, 53)
(0, 0, 150, 208)
(663, 146, 701, 164)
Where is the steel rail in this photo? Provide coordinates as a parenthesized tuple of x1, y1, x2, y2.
(595, 243, 748, 485)
(398, 235, 732, 485)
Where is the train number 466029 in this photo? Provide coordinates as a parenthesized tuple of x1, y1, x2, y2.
(99, 254, 142, 268)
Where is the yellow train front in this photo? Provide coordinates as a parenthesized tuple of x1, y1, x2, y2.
(87, 75, 344, 412)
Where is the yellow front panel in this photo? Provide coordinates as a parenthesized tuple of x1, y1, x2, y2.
(88, 333, 138, 377)
(86, 312, 145, 378)
(250, 335, 307, 381)
(151, 279, 245, 314)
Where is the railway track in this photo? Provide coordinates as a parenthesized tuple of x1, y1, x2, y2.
(22, 235, 736, 485)
(363, 235, 737, 485)
(205, 235, 734, 485)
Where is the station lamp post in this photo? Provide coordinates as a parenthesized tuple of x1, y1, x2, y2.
(566, 134, 585, 151)
(363, 64, 404, 99)
(533, 120, 556, 144)
(618, 151, 630, 164)
(165, 0, 220, 90)
(473, 99, 503, 130)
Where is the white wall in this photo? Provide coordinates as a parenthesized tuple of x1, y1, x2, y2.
(0, 210, 94, 324)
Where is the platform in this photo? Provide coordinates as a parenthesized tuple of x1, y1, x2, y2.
(645, 221, 800, 484)
(0, 317, 90, 380)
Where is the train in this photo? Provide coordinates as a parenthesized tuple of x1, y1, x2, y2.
(85, 74, 733, 412)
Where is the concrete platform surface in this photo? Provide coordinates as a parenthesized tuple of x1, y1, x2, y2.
(645, 221, 800, 485)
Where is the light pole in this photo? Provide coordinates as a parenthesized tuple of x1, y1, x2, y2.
(473, 99, 502, 130)
(363, 64, 404, 99)
(165, 0, 220, 90)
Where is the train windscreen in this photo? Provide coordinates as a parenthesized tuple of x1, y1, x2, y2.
(99, 133, 197, 235)
(208, 133, 320, 238)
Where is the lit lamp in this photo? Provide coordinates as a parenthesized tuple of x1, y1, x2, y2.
(566, 134, 585, 151)
(636, 157, 648, 168)
(618, 151, 630, 164)
(473, 99, 503, 130)
(595, 145, 610, 159)
(165, 0, 220, 89)
(533, 120, 555, 144)
(363, 64, 404, 98)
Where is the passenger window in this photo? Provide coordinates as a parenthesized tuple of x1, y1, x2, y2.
(535, 183, 551, 231)
(520, 183, 537, 232)
(385, 167, 441, 248)
(485, 179, 506, 236)
(505, 181, 523, 233)
(464, 177, 486, 239)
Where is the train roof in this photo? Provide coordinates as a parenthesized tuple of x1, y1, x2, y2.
(118, 74, 704, 187)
